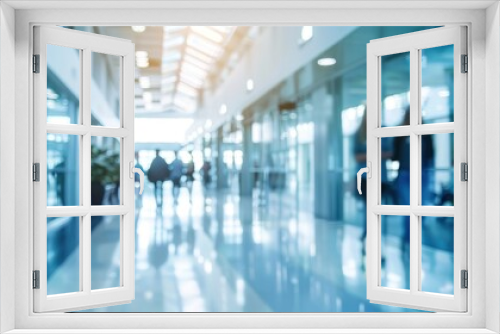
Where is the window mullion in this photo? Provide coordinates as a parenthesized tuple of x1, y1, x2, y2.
(82, 47, 92, 294)
(409, 48, 420, 294)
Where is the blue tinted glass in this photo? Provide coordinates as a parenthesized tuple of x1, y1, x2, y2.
(91, 52, 121, 127)
(381, 52, 410, 127)
(91, 216, 121, 290)
(421, 216, 454, 294)
(421, 133, 454, 206)
(47, 44, 80, 124)
(421, 45, 454, 124)
(381, 137, 409, 205)
(381, 215, 410, 290)
(47, 134, 80, 206)
(47, 216, 80, 295)
(91, 137, 121, 206)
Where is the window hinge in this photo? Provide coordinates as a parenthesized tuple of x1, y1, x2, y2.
(461, 162, 468, 181)
(33, 270, 40, 289)
(461, 54, 468, 73)
(33, 163, 40, 182)
(33, 54, 40, 73)
(461, 270, 468, 289)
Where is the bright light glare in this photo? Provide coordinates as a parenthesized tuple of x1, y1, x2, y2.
(219, 104, 227, 115)
(135, 118, 193, 143)
(131, 26, 146, 33)
(246, 79, 254, 92)
(301, 26, 313, 42)
(317, 58, 337, 66)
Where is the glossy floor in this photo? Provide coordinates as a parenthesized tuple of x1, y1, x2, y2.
(47, 181, 454, 312)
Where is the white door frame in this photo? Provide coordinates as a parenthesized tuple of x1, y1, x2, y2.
(0, 2, 497, 333)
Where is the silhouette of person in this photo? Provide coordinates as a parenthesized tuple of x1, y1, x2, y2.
(147, 149, 169, 207)
(185, 152, 195, 202)
(200, 160, 212, 191)
(170, 151, 183, 205)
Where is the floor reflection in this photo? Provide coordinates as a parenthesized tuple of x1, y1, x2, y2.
(53, 181, 455, 312)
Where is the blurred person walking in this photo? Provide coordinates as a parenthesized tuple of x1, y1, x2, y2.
(185, 152, 195, 203)
(147, 149, 169, 207)
(200, 160, 212, 190)
(170, 151, 183, 205)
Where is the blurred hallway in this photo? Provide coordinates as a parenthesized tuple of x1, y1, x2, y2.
(45, 25, 456, 313)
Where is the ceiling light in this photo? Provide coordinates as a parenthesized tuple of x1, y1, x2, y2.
(317, 57, 337, 66)
(136, 51, 148, 58)
(131, 26, 146, 33)
(219, 104, 227, 115)
(301, 26, 313, 42)
(185, 47, 213, 64)
(205, 119, 213, 129)
(177, 82, 198, 97)
(136, 60, 149, 68)
(192, 26, 224, 44)
(246, 79, 254, 92)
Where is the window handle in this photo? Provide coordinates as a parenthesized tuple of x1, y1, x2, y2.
(357, 162, 371, 195)
(130, 161, 145, 195)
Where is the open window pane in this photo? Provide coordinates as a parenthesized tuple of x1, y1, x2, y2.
(47, 216, 80, 295)
(421, 133, 454, 206)
(47, 133, 80, 206)
(367, 26, 466, 312)
(34, 25, 135, 313)
(47, 44, 80, 124)
(381, 137, 409, 205)
(381, 52, 410, 127)
(91, 137, 121, 206)
(421, 45, 454, 124)
(91, 215, 121, 290)
(91, 52, 121, 128)
(421, 216, 454, 295)
(380, 215, 410, 290)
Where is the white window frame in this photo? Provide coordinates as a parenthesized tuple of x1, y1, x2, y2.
(0, 2, 498, 333)
(33, 25, 136, 313)
(366, 26, 467, 312)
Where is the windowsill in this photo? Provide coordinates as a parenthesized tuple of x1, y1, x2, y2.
(3, 329, 498, 334)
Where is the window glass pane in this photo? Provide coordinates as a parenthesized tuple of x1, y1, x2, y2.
(381, 137, 409, 205)
(91, 215, 121, 290)
(381, 215, 410, 290)
(381, 52, 410, 127)
(91, 137, 121, 205)
(421, 133, 454, 206)
(47, 216, 80, 295)
(421, 45, 454, 124)
(91, 52, 121, 127)
(47, 44, 80, 124)
(47, 134, 80, 206)
(421, 216, 454, 294)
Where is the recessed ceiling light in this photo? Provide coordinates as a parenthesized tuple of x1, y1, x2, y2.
(246, 79, 254, 92)
(135, 51, 148, 58)
(317, 57, 337, 66)
(301, 26, 313, 42)
(131, 26, 146, 33)
(219, 104, 227, 115)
